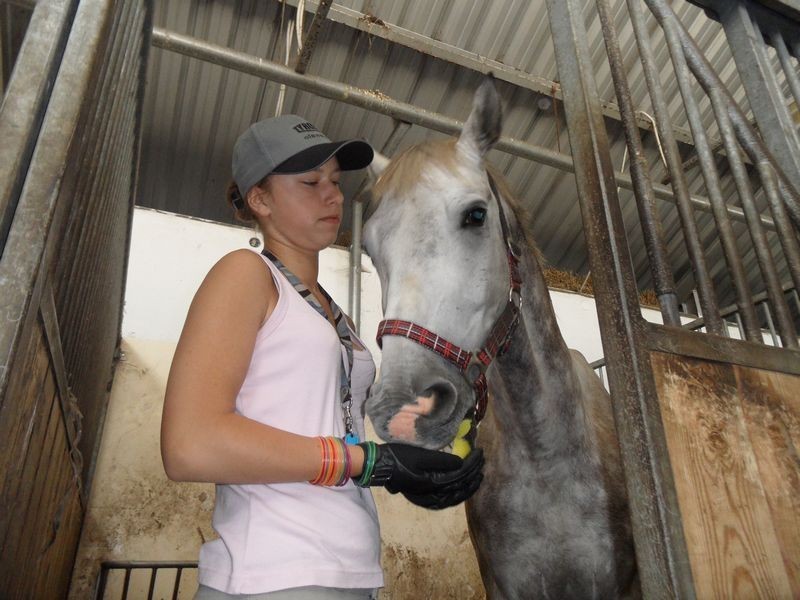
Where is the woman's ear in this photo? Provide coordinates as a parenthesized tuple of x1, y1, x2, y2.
(247, 183, 271, 218)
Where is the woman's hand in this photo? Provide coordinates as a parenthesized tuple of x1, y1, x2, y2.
(355, 442, 485, 509)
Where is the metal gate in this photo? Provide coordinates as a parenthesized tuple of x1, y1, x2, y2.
(548, 0, 800, 597)
(0, 0, 151, 597)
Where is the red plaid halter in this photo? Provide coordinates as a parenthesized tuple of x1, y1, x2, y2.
(376, 173, 522, 424)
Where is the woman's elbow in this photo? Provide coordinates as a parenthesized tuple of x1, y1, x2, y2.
(161, 431, 200, 482)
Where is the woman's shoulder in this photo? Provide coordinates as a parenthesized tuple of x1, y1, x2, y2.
(195, 249, 277, 316)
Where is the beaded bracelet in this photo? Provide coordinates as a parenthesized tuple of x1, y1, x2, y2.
(309, 436, 353, 487)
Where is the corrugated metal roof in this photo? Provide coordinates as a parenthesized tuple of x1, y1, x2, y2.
(137, 0, 797, 314)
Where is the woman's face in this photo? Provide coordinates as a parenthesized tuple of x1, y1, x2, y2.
(258, 157, 344, 252)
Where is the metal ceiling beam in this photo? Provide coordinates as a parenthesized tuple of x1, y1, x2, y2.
(294, 0, 332, 74)
(150, 26, 775, 231)
(280, 0, 704, 149)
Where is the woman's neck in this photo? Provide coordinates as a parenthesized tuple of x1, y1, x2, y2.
(264, 242, 320, 288)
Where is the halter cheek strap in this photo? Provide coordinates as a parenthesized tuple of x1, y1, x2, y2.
(375, 172, 522, 424)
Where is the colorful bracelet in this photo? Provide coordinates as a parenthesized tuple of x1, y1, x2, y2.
(354, 441, 378, 487)
(310, 436, 353, 487)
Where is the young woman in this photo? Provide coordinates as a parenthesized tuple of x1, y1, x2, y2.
(161, 114, 484, 599)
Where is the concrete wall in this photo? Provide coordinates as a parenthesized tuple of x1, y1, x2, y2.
(68, 207, 676, 599)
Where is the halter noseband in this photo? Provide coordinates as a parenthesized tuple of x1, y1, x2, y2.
(375, 172, 522, 424)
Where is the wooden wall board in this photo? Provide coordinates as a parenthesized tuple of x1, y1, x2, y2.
(651, 351, 797, 599)
(0, 321, 83, 598)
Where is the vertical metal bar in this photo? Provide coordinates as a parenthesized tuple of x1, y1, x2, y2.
(770, 29, 800, 112)
(121, 568, 131, 600)
(596, 0, 681, 327)
(715, 0, 800, 194)
(627, 0, 724, 335)
(756, 160, 800, 299)
(545, 0, 695, 596)
(644, 0, 800, 231)
(349, 198, 363, 334)
(651, 2, 762, 340)
(735, 311, 745, 340)
(147, 567, 156, 600)
(763, 302, 781, 347)
(706, 79, 799, 346)
(171, 567, 182, 600)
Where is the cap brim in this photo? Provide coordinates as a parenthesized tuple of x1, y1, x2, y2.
(272, 140, 374, 174)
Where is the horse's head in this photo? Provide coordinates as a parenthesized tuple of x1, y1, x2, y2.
(364, 76, 517, 450)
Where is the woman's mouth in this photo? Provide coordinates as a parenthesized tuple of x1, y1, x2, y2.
(321, 215, 340, 225)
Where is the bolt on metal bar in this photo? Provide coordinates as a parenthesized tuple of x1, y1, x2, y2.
(596, 0, 680, 327)
(627, 0, 724, 336)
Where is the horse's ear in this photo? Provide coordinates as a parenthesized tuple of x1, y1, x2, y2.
(368, 151, 390, 180)
(457, 74, 502, 161)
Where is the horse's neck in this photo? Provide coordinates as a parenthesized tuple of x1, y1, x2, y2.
(489, 247, 589, 459)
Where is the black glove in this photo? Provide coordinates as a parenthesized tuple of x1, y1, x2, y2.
(355, 442, 484, 510)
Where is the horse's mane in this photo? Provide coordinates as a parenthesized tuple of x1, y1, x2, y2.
(365, 138, 543, 264)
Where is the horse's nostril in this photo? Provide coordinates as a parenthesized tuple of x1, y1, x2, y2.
(420, 382, 456, 413)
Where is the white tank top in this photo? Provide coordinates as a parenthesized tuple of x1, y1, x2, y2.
(197, 253, 384, 594)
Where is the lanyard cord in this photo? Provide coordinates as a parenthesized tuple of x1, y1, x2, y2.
(261, 250, 358, 442)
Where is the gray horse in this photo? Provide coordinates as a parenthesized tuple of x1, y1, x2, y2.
(363, 76, 638, 599)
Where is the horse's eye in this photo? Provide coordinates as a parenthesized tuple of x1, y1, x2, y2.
(463, 207, 487, 227)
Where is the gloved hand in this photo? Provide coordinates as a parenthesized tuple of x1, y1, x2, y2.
(355, 442, 484, 510)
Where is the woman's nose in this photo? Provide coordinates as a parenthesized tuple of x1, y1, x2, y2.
(324, 181, 344, 204)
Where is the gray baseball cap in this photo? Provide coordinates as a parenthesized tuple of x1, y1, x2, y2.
(232, 114, 374, 197)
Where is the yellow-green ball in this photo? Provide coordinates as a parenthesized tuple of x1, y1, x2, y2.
(452, 438, 471, 458)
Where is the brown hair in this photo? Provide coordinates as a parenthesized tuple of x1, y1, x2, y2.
(226, 177, 271, 223)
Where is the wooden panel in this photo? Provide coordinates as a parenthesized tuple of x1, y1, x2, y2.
(651, 352, 796, 599)
(0, 321, 83, 598)
(735, 366, 800, 596)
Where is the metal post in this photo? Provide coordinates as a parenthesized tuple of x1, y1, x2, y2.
(626, 0, 724, 335)
(596, 0, 681, 327)
(545, 0, 695, 596)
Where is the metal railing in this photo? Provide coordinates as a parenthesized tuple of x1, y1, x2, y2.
(96, 561, 198, 600)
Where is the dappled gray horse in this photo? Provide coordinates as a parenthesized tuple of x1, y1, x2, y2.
(363, 76, 638, 599)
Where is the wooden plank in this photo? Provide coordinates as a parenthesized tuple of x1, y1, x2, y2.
(735, 366, 800, 596)
(651, 352, 794, 598)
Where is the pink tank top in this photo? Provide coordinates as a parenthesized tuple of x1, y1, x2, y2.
(197, 253, 384, 594)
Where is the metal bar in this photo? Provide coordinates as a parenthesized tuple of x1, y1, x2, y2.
(150, 27, 774, 231)
(651, 4, 762, 340)
(281, 0, 705, 149)
(647, 0, 800, 230)
(719, 2, 800, 192)
(627, 0, 724, 336)
(756, 160, 800, 299)
(763, 301, 781, 346)
(348, 199, 363, 334)
(770, 29, 800, 112)
(172, 567, 182, 600)
(545, 0, 695, 596)
(700, 88, 763, 343)
(596, 0, 680, 327)
(0, 0, 79, 256)
(705, 81, 799, 347)
(294, 0, 332, 74)
(147, 567, 156, 600)
(121, 568, 131, 600)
